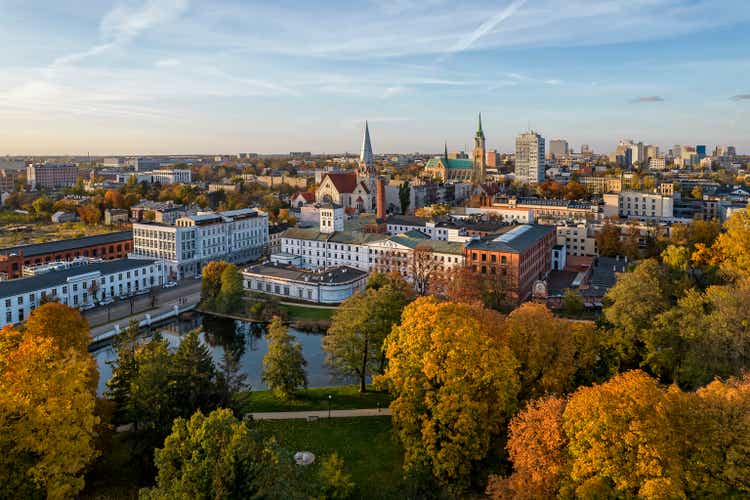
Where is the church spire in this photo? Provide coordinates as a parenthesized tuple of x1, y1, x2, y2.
(477, 112, 484, 138)
(444, 141, 448, 160)
(360, 120, 374, 169)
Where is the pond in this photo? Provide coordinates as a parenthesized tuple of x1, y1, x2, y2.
(92, 313, 352, 396)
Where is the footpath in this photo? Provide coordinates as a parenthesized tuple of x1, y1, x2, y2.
(249, 408, 391, 420)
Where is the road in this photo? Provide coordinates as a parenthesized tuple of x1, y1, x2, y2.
(85, 279, 201, 334)
(248, 408, 391, 420)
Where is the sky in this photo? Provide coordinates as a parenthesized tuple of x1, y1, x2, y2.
(0, 0, 749, 155)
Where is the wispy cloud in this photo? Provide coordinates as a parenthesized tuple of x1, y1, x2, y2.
(630, 96, 665, 103)
(155, 58, 181, 68)
(439, 0, 527, 60)
(731, 94, 750, 101)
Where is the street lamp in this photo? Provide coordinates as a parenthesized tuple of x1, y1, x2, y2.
(328, 394, 332, 418)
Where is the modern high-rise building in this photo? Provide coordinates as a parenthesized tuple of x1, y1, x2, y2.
(696, 145, 707, 159)
(26, 163, 78, 189)
(515, 131, 546, 185)
(580, 144, 591, 154)
(549, 139, 568, 158)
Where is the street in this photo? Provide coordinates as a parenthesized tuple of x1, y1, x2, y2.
(84, 278, 202, 329)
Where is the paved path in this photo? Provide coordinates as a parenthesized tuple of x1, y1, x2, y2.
(249, 408, 391, 420)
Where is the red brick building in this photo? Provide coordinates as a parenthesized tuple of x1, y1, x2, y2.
(0, 231, 133, 279)
(464, 224, 556, 303)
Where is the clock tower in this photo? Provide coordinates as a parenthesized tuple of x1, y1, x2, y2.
(472, 113, 486, 184)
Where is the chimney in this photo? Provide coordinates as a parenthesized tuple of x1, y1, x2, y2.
(376, 177, 386, 220)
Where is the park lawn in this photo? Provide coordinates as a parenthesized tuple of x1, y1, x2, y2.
(246, 385, 392, 413)
(281, 303, 336, 321)
(252, 416, 404, 499)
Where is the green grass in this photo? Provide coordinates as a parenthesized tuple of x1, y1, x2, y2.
(246, 385, 392, 413)
(252, 416, 404, 499)
(281, 303, 336, 320)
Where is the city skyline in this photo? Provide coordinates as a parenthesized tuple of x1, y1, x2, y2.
(1, 0, 750, 155)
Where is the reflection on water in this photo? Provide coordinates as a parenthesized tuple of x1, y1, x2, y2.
(93, 313, 351, 396)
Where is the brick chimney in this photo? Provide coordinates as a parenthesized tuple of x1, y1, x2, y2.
(376, 177, 386, 220)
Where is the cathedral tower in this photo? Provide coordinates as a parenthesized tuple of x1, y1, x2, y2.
(472, 113, 486, 184)
(358, 120, 375, 180)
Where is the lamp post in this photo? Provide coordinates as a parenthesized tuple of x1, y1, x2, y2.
(328, 394, 332, 418)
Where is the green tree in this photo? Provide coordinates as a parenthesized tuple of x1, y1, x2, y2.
(318, 453, 355, 500)
(200, 260, 229, 309)
(141, 409, 283, 499)
(31, 195, 54, 214)
(262, 317, 307, 399)
(171, 329, 222, 418)
(106, 319, 141, 425)
(561, 288, 584, 316)
(218, 263, 244, 314)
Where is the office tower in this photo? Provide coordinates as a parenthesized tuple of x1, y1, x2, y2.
(549, 139, 568, 158)
(515, 131, 546, 185)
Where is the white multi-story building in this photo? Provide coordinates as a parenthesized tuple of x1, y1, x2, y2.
(131, 208, 269, 279)
(556, 222, 597, 257)
(515, 131, 546, 185)
(243, 263, 368, 304)
(612, 191, 674, 221)
(147, 169, 192, 184)
(0, 258, 164, 327)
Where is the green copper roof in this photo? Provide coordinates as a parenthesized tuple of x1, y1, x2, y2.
(426, 157, 474, 170)
(477, 112, 483, 135)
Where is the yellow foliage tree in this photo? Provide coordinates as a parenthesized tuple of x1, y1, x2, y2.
(0, 334, 99, 498)
(380, 297, 519, 493)
(710, 208, 750, 279)
(22, 302, 90, 354)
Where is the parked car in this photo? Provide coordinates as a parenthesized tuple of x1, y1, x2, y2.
(135, 289, 149, 296)
(100, 298, 114, 306)
(162, 281, 178, 289)
(79, 303, 96, 311)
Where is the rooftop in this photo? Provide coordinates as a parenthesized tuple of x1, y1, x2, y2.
(0, 258, 157, 298)
(465, 224, 555, 253)
(243, 263, 367, 284)
(0, 231, 133, 258)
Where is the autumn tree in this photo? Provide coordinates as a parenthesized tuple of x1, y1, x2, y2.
(77, 204, 102, 225)
(0, 306, 100, 498)
(380, 297, 520, 493)
(200, 260, 229, 307)
(141, 409, 284, 499)
(486, 396, 568, 500)
(595, 218, 621, 257)
(318, 453, 356, 500)
(217, 263, 244, 314)
(409, 244, 439, 295)
(262, 317, 307, 399)
(710, 208, 750, 279)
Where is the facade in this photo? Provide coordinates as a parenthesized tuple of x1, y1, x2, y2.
(549, 139, 569, 158)
(578, 175, 623, 194)
(51, 211, 78, 223)
(280, 227, 386, 271)
(26, 163, 77, 189)
(649, 157, 667, 170)
(148, 169, 192, 184)
(0, 258, 164, 327)
(515, 131, 546, 185)
(104, 208, 130, 226)
(0, 169, 16, 193)
(556, 222, 597, 257)
(615, 191, 674, 220)
(491, 197, 602, 223)
(315, 173, 373, 212)
(242, 263, 367, 304)
(0, 231, 133, 280)
(130, 208, 269, 280)
(130, 200, 189, 224)
(464, 224, 556, 303)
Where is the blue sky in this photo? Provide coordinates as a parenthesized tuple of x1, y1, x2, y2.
(1, 0, 749, 155)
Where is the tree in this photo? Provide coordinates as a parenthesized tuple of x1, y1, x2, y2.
(409, 244, 439, 295)
(486, 396, 568, 500)
(620, 221, 641, 261)
(563, 180, 586, 200)
(398, 180, 411, 214)
(22, 301, 90, 354)
(563, 371, 683, 498)
(77, 204, 102, 225)
(141, 409, 282, 499)
(324, 279, 410, 392)
(595, 219, 621, 257)
(710, 208, 750, 279)
(691, 185, 704, 200)
(31, 195, 54, 214)
(262, 317, 307, 399)
(561, 288, 584, 316)
(318, 453, 355, 500)
(217, 263, 244, 314)
(106, 319, 140, 425)
(603, 259, 672, 367)
(171, 329, 223, 418)
(128, 337, 176, 436)
(200, 261, 229, 308)
(380, 297, 520, 493)
(0, 332, 99, 498)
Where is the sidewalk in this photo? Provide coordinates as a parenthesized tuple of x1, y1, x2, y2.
(249, 408, 391, 420)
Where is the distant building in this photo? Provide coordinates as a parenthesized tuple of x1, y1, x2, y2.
(148, 169, 192, 184)
(26, 163, 77, 189)
(0, 169, 16, 193)
(649, 157, 667, 170)
(0, 259, 164, 327)
(104, 208, 129, 226)
(130, 201, 188, 225)
(549, 139, 569, 158)
(611, 191, 674, 221)
(515, 131, 546, 185)
(315, 173, 373, 213)
(242, 263, 367, 304)
(51, 211, 78, 224)
(289, 152, 312, 159)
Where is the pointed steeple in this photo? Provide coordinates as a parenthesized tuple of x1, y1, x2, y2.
(477, 112, 484, 138)
(360, 120, 374, 169)
(444, 141, 449, 160)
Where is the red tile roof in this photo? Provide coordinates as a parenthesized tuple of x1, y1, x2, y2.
(293, 191, 315, 203)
